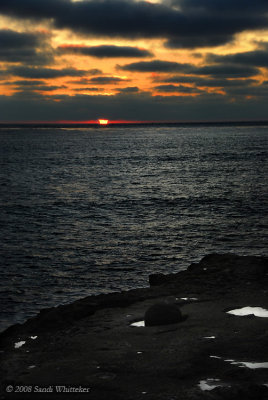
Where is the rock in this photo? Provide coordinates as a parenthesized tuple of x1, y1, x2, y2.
(144, 302, 183, 326)
(199, 253, 267, 279)
(1, 254, 268, 400)
(212, 384, 268, 400)
(149, 273, 168, 286)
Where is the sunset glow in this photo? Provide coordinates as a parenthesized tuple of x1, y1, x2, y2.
(0, 1, 267, 122)
(98, 119, 109, 125)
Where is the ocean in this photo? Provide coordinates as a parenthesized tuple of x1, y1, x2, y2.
(0, 123, 267, 332)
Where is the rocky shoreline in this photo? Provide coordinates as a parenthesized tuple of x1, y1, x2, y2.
(1, 253, 268, 399)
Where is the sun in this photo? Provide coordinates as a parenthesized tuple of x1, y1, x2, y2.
(98, 119, 109, 125)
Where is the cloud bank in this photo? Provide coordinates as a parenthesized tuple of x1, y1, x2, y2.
(0, 0, 267, 48)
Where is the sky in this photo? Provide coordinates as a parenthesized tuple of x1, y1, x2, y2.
(0, 0, 268, 123)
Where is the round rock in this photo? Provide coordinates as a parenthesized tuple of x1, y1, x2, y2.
(144, 303, 183, 327)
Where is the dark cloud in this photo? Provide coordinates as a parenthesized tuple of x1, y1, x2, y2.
(9, 66, 87, 79)
(6, 79, 67, 93)
(5, 80, 46, 86)
(225, 83, 268, 97)
(165, 34, 234, 49)
(89, 76, 130, 84)
(154, 79, 264, 97)
(119, 59, 259, 78)
(1, 88, 267, 123)
(0, 29, 52, 64)
(67, 78, 92, 85)
(154, 84, 204, 93)
(16, 85, 66, 92)
(193, 65, 259, 78)
(206, 50, 268, 68)
(59, 44, 153, 58)
(196, 78, 258, 87)
(88, 69, 103, 75)
(153, 75, 203, 84)
(117, 86, 140, 93)
(67, 74, 103, 85)
(34, 85, 67, 91)
(73, 87, 102, 92)
(0, 0, 69, 20)
(165, 0, 268, 48)
(0, 0, 267, 49)
(118, 60, 191, 73)
(176, 0, 268, 16)
(154, 75, 259, 87)
(0, 29, 38, 49)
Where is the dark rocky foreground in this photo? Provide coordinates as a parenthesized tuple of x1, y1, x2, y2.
(1, 254, 268, 400)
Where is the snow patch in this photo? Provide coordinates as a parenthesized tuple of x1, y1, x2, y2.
(130, 320, 145, 327)
(180, 297, 198, 301)
(198, 378, 221, 391)
(227, 307, 268, 318)
(14, 341, 26, 349)
(225, 360, 268, 369)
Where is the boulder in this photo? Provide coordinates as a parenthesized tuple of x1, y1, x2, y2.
(144, 303, 183, 326)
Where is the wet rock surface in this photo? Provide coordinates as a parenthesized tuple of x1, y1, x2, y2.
(1, 253, 268, 399)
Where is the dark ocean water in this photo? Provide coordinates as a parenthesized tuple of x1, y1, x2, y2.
(0, 124, 267, 332)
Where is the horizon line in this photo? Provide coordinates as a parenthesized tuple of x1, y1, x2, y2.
(1, 119, 268, 126)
